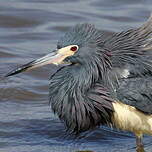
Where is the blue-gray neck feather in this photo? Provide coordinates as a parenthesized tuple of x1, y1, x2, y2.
(49, 62, 114, 134)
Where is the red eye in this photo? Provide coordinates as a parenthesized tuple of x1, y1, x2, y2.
(70, 46, 78, 52)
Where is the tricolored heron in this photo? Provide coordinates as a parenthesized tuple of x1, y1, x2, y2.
(6, 15, 152, 152)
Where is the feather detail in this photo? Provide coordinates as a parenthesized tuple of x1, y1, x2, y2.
(104, 14, 152, 77)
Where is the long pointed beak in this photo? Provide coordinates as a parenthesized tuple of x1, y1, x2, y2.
(5, 45, 78, 77)
(5, 51, 64, 77)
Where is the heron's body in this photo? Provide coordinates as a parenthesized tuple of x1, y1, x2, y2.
(6, 15, 152, 151)
(50, 64, 152, 135)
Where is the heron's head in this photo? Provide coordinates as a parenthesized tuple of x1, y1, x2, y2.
(6, 24, 111, 77)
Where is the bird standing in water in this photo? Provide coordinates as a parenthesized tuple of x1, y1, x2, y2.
(6, 15, 152, 152)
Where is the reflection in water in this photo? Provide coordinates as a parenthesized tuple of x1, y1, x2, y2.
(0, 0, 152, 152)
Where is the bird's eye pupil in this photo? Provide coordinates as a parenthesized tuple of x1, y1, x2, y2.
(70, 46, 77, 52)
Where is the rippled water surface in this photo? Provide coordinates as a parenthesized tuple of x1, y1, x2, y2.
(1, 0, 152, 152)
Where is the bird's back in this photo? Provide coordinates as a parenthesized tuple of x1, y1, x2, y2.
(103, 14, 152, 115)
(117, 75, 152, 114)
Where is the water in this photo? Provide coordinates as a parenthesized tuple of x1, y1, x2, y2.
(0, 0, 152, 152)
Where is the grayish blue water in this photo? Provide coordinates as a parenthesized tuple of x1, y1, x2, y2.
(0, 0, 152, 151)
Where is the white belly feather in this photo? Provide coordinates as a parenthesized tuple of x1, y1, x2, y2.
(112, 101, 152, 136)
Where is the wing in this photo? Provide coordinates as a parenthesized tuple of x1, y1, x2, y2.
(116, 76, 152, 114)
(104, 14, 152, 114)
(104, 14, 152, 77)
